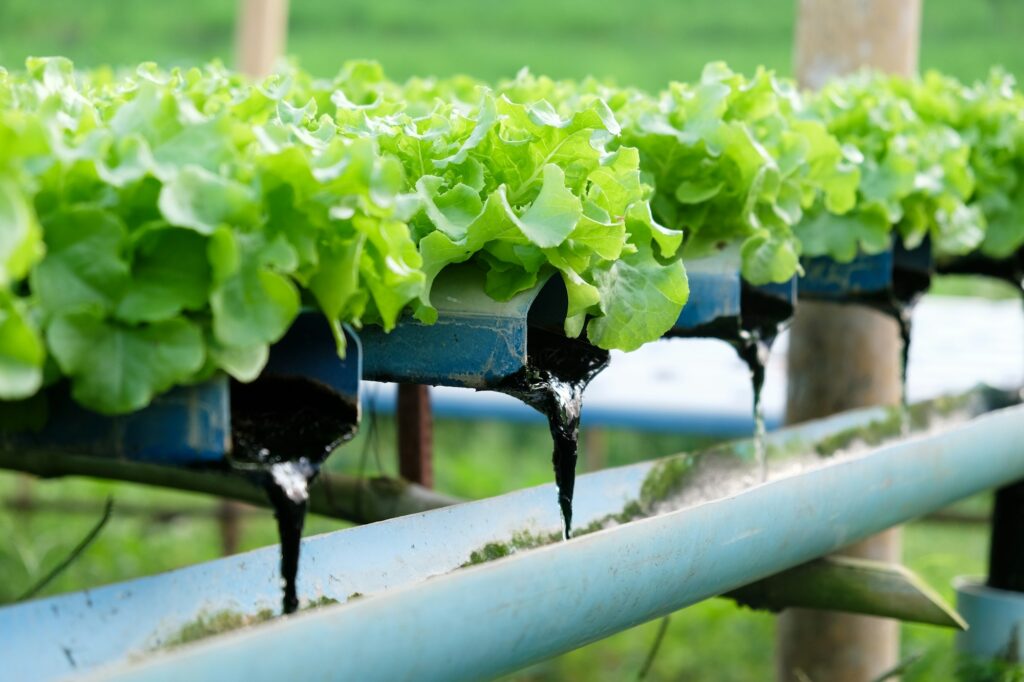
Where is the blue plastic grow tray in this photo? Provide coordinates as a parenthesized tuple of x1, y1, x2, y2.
(360, 265, 567, 389)
(0, 315, 362, 467)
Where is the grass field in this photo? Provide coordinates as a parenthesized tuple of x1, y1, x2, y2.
(0, 1, 1020, 679)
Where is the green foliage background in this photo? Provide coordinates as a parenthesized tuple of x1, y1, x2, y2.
(0, 1, 1020, 679)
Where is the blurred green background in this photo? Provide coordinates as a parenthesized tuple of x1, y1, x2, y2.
(1, 1, 1021, 680)
(0, 0, 1022, 86)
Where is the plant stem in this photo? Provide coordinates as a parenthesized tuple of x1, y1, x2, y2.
(18, 497, 114, 601)
(636, 616, 671, 681)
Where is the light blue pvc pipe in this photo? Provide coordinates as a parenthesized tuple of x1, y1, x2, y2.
(956, 579, 1024, 661)
(368, 396, 785, 437)
(82, 403, 1024, 682)
(0, 401, 887, 682)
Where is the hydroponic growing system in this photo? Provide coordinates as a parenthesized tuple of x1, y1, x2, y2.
(1, 52, 1024, 680)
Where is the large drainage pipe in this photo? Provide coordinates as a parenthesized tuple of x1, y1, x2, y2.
(82, 400, 1024, 682)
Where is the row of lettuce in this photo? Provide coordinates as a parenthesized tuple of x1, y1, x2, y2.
(0, 57, 1021, 415)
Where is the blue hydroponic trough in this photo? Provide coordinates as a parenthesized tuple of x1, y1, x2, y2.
(0, 316, 362, 469)
(798, 237, 933, 305)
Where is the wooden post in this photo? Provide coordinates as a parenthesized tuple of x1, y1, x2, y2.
(397, 385, 434, 488)
(730, 556, 965, 630)
(217, 498, 243, 555)
(778, 1, 922, 680)
(582, 427, 608, 472)
(235, 0, 289, 77)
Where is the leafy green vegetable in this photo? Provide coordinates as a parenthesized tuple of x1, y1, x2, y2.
(47, 315, 205, 414)
(913, 71, 1024, 260)
(0, 298, 45, 400)
(794, 68, 1019, 260)
(495, 64, 859, 284)
(315, 72, 689, 349)
(615, 64, 860, 284)
(0, 57, 1022, 415)
(0, 179, 42, 286)
(0, 58, 425, 412)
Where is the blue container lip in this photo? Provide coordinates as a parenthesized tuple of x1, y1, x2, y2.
(672, 250, 742, 335)
(0, 313, 363, 468)
(798, 248, 894, 300)
(953, 576, 1024, 599)
(0, 377, 231, 465)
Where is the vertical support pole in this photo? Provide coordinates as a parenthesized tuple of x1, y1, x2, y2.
(988, 481, 1024, 592)
(235, 0, 290, 77)
(397, 384, 434, 488)
(583, 427, 608, 472)
(217, 498, 242, 555)
(780, 2, 921, 681)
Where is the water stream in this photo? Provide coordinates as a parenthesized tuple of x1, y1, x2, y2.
(890, 246, 932, 432)
(496, 327, 609, 540)
(229, 376, 358, 614)
(864, 294, 922, 434)
(733, 284, 792, 479)
(729, 329, 774, 479)
(894, 305, 915, 434)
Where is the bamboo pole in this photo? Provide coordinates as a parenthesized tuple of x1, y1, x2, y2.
(780, 1, 922, 680)
(730, 556, 966, 629)
(792, 0, 921, 90)
(235, 0, 289, 77)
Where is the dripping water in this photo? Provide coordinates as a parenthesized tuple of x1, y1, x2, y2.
(229, 376, 358, 614)
(496, 327, 609, 540)
(730, 329, 774, 479)
(885, 247, 930, 434)
(894, 304, 914, 434)
(851, 294, 917, 434)
(733, 284, 790, 480)
(669, 286, 787, 480)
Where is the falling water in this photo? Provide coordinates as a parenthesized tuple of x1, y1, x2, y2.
(866, 294, 921, 434)
(885, 239, 933, 433)
(229, 376, 358, 614)
(497, 328, 609, 540)
(895, 305, 914, 435)
(730, 329, 774, 479)
(732, 284, 792, 481)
